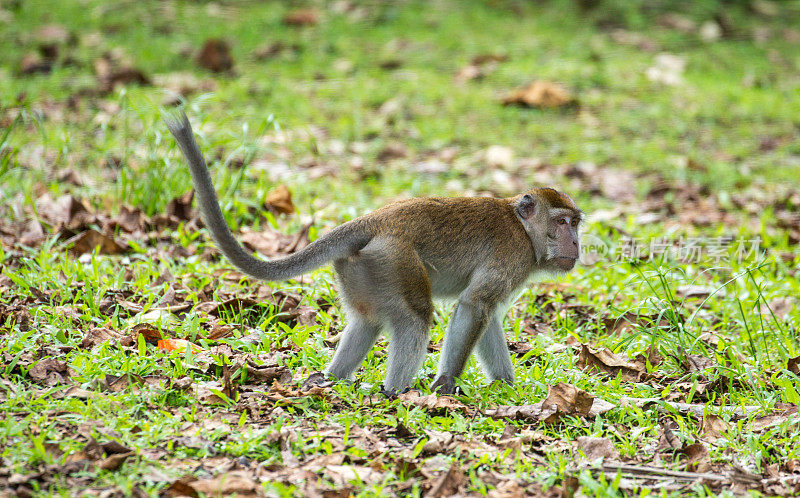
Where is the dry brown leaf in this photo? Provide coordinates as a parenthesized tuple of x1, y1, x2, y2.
(502, 81, 575, 108)
(19, 52, 52, 74)
(377, 143, 410, 162)
(426, 464, 467, 497)
(598, 168, 637, 202)
(541, 382, 594, 422)
(36, 193, 95, 229)
(67, 229, 127, 255)
(680, 442, 711, 473)
(18, 219, 45, 246)
(576, 436, 620, 460)
(196, 39, 234, 73)
(762, 297, 795, 321)
(94, 55, 151, 94)
(153, 72, 217, 97)
(577, 344, 646, 382)
(97, 452, 134, 471)
(455, 64, 483, 83)
(484, 403, 546, 421)
(678, 352, 717, 374)
(35, 24, 72, 45)
(700, 414, 730, 441)
(264, 185, 295, 215)
(27, 358, 71, 386)
(657, 14, 697, 33)
(656, 418, 682, 451)
(181, 471, 260, 497)
(398, 390, 471, 415)
(166, 191, 194, 221)
(283, 9, 319, 26)
(788, 355, 800, 375)
(235, 358, 292, 384)
(325, 465, 383, 487)
(240, 223, 310, 258)
(252, 41, 286, 60)
(108, 205, 146, 233)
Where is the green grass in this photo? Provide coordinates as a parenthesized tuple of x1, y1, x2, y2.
(1, 0, 799, 496)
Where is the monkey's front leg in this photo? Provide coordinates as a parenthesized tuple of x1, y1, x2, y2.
(432, 298, 493, 394)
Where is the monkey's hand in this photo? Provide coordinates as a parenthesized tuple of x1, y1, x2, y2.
(430, 375, 458, 395)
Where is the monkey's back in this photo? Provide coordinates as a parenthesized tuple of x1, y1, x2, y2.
(361, 197, 535, 297)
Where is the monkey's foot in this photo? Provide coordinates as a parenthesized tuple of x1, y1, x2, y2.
(430, 375, 458, 395)
(380, 386, 411, 398)
(302, 371, 334, 390)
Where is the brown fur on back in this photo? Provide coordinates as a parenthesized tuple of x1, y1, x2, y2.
(360, 197, 535, 294)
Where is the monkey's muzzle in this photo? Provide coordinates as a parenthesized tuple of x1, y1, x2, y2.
(553, 257, 577, 271)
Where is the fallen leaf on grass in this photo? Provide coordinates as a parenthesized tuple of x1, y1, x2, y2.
(153, 72, 217, 97)
(18, 219, 45, 246)
(158, 338, 203, 354)
(325, 465, 383, 487)
(264, 185, 296, 215)
(761, 297, 795, 322)
(36, 193, 96, 230)
(94, 55, 151, 94)
(426, 463, 467, 497)
(231, 356, 292, 384)
(397, 390, 472, 416)
(502, 80, 576, 108)
(283, 9, 319, 26)
(240, 224, 311, 258)
(107, 205, 147, 233)
(196, 39, 234, 73)
(35, 24, 73, 45)
(577, 436, 620, 460)
(27, 358, 71, 386)
(65, 438, 135, 472)
(700, 414, 730, 441)
(577, 344, 647, 382)
(680, 442, 711, 473)
(166, 191, 194, 221)
(67, 229, 128, 255)
(788, 355, 800, 375)
(677, 351, 718, 374)
(166, 471, 260, 497)
(541, 382, 594, 422)
(486, 395, 613, 422)
(485, 145, 514, 168)
(455, 54, 507, 83)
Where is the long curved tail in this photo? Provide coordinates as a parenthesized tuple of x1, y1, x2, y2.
(164, 112, 371, 282)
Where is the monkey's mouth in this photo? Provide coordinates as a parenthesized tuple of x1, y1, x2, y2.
(553, 257, 577, 271)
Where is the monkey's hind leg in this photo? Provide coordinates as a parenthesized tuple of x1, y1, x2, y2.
(384, 313, 430, 393)
(475, 313, 514, 385)
(325, 315, 381, 381)
(383, 249, 433, 393)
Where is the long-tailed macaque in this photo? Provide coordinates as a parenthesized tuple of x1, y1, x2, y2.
(165, 113, 583, 394)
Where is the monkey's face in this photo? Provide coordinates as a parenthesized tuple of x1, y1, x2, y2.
(516, 188, 583, 272)
(545, 208, 581, 272)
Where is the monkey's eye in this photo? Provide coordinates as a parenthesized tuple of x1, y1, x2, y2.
(557, 218, 567, 225)
(571, 218, 579, 227)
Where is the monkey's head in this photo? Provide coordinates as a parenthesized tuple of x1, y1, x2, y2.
(515, 188, 583, 272)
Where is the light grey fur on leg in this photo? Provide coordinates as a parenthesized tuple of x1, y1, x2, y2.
(435, 298, 492, 380)
(475, 313, 514, 383)
(325, 317, 381, 381)
(384, 315, 429, 392)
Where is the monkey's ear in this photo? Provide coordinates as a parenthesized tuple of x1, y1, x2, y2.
(516, 194, 536, 219)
